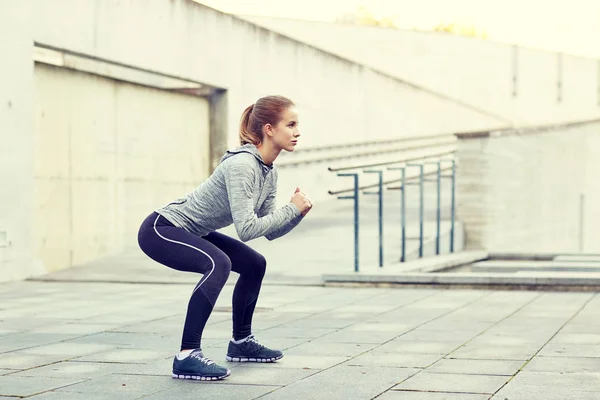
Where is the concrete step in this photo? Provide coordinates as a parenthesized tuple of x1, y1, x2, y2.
(472, 260, 600, 273)
(554, 255, 600, 262)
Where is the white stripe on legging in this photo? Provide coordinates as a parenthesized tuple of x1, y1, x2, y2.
(153, 214, 215, 296)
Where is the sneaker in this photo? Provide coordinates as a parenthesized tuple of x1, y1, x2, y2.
(226, 335, 283, 363)
(172, 349, 231, 381)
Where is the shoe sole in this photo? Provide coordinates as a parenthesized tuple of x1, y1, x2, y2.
(172, 369, 231, 381)
(225, 355, 283, 363)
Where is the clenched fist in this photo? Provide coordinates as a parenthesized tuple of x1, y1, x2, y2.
(290, 187, 313, 216)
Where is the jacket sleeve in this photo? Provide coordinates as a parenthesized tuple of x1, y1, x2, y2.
(224, 158, 301, 242)
(257, 180, 304, 241)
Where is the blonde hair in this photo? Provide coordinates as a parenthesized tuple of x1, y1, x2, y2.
(239, 95, 295, 146)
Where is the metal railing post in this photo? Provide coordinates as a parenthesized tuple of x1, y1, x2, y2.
(423, 161, 442, 255)
(406, 163, 425, 258)
(388, 166, 406, 262)
(450, 159, 456, 253)
(337, 173, 360, 272)
(364, 170, 383, 267)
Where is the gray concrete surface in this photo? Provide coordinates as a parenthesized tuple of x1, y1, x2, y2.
(1, 278, 600, 399)
(2, 196, 600, 399)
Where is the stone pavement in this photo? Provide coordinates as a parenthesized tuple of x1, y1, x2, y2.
(2, 195, 600, 399)
(2, 277, 600, 399)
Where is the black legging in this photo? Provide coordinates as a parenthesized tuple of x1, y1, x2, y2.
(138, 212, 266, 350)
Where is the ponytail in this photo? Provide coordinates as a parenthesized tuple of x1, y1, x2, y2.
(238, 95, 295, 146)
(239, 104, 261, 146)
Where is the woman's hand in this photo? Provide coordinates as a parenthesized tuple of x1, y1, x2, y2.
(291, 187, 312, 216)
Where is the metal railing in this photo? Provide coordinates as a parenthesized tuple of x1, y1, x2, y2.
(330, 156, 456, 272)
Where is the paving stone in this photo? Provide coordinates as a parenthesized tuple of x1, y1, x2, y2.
(7, 360, 135, 378)
(32, 323, 120, 335)
(66, 332, 179, 351)
(394, 372, 509, 394)
(449, 345, 537, 360)
(380, 391, 490, 400)
(538, 343, 600, 358)
(505, 370, 600, 392)
(347, 352, 442, 368)
(561, 322, 600, 334)
(549, 333, 600, 345)
(0, 369, 16, 375)
(142, 383, 280, 400)
(114, 357, 173, 376)
(280, 314, 360, 329)
(492, 371, 600, 399)
(21, 343, 115, 357)
(270, 318, 355, 330)
(284, 341, 377, 357)
(239, 354, 350, 370)
(523, 356, 600, 373)
(73, 348, 173, 364)
(0, 352, 75, 369)
(0, 332, 80, 353)
(394, 329, 481, 343)
(311, 328, 405, 344)
(19, 392, 136, 400)
(417, 320, 494, 334)
(492, 386, 600, 400)
(254, 327, 337, 340)
(52, 373, 179, 396)
(427, 358, 524, 376)
(377, 340, 463, 355)
(222, 365, 316, 385)
(466, 334, 546, 347)
(0, 329, 22, 338)
(259, 365, 419, 400)
(0, 376, 87, 397)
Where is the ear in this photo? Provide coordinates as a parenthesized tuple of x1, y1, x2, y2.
(263, 123, 274, 137)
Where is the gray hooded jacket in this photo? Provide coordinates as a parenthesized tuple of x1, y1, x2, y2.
(156, 144, 303, 241)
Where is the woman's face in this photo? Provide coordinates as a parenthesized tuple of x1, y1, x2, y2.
(268, 106, 300, 152)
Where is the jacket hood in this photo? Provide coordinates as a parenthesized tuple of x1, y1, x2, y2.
(220, 143, 273, 174)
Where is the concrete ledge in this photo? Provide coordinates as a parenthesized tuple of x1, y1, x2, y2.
(395, 250, 488, 272)
(455, 118, 600, 140)
(554, 255, 600, 262)
(488, 252, 600, 261)
(322, 271, 600, 287)
(472, 260, 600, 273)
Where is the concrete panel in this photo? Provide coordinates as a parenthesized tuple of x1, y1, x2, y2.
(242, 16, 600, 126)
(456, 122, 599, 253)
(23, 0, 504, 150)
(0, 0, 35, 282)
(32, 64, 210, 275)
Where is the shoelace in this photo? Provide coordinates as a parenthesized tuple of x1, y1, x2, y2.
(246, 336, 266, 351)
(190, 352, 215, 365)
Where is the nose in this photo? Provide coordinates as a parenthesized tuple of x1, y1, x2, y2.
(294, 129, 300, 137)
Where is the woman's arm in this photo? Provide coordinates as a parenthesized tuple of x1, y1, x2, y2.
(225, 160, 300, 242)
(258, 188, 304, 241)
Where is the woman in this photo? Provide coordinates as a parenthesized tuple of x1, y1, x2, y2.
(137, 95, 312, 381)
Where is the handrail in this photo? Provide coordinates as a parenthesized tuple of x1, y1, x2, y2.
(329, 156, 457, 271)
(328, 150, 455, 172)
(328, 166, 452, 196)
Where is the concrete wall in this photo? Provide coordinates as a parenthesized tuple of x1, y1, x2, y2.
(22, 0, 504, 150)
(242, 16, 600, 126)
(0, 0, 511, 282)
(33, 64, 210, 272)
(0, 1, 36, 281)
(456, 121, 600, 253)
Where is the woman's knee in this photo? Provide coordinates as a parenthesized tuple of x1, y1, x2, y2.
(251, 253, 267, 279)
(212, 253, 232, 283)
